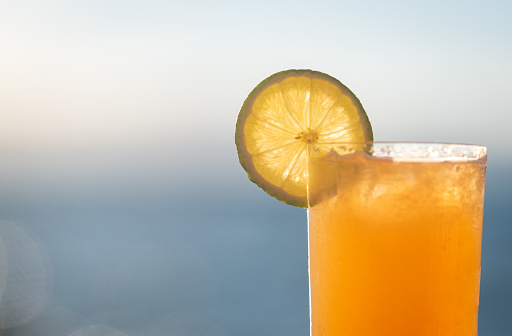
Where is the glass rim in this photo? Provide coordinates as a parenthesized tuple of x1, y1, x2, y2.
(311, 140, 485, 146)
(308, 141, 487, 162)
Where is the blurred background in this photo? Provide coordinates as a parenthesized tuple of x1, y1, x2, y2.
(0, 0, 510, 335)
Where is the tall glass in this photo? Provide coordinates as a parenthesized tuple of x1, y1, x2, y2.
(307, 142, 487, 336)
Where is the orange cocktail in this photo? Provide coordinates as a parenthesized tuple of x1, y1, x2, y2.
(308, 143, 487, 336)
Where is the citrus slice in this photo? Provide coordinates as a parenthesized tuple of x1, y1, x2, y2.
(235, 69, 373, 207)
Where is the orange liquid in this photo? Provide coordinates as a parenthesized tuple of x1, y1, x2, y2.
(308, 152, 486, 336)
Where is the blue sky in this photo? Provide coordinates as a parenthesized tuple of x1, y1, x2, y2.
(1, 0, 510, 162)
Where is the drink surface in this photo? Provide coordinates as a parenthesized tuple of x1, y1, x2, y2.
(308, 152, 486, 336)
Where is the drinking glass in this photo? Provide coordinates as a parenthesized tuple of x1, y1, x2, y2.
(307, 142, 487, 336)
